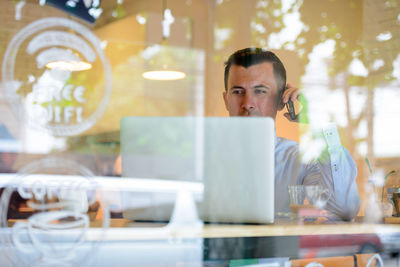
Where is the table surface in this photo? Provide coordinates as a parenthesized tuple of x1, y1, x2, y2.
(79, 218, 400, 241)
(4, 218, 400, 265)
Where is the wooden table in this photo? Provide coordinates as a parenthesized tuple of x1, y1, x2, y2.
(83, 218, 400, 260)
(4, 218, 400, 266)
(88, 218, 400, 240)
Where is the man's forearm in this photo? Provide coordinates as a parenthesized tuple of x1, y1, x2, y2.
(315, 124, 361, 220)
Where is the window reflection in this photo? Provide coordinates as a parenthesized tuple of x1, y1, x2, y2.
(0, 0, 400, 265)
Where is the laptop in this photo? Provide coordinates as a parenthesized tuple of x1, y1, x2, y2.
(120, 116, 275, 224)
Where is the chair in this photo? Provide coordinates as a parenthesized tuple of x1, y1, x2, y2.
(290, 253, 383, 267)
(290, 256, 354, 267)
(356, 253, 382, 267)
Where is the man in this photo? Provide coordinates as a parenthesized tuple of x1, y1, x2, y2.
(223, 48, 360, 221)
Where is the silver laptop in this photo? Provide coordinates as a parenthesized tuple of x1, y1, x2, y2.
(120, 116, 275, 224)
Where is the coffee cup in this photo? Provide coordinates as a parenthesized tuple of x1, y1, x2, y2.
(12, 210, 89, 259)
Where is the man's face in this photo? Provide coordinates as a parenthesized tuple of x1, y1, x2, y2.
(223, 62, 282, 118)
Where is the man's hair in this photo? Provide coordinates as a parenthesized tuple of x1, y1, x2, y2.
(224, 48, 287, 95)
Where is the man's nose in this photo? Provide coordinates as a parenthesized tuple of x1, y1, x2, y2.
(241, 93, 255, 111)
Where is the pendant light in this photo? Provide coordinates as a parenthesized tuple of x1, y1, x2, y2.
(142, 0, 186, 81)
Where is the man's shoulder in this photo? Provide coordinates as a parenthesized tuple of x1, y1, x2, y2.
(276, 137, 298, 147)
(275, 137, 299, 154)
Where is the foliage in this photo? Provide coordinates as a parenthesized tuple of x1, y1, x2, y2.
(251, 0, 286, 46)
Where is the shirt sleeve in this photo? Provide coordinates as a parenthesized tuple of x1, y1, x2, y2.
(304, 123, 361, 221)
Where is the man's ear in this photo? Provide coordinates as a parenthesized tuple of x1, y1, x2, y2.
(223, 91, 229, 110)
(277, 91, 285, 111)
(278, 101, 285, 111)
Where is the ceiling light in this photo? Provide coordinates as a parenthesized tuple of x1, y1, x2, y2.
(141, 44, 186, 81)
(142, 70, 186, 80)
(141, 1, 186, 81)
(46, 60, 92, 71)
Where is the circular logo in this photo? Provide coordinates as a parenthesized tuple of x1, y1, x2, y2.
(2, 17, 112, 136)
(0, 157, 109, 266)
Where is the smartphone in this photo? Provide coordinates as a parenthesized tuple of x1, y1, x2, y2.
(286, 99, 296, 120)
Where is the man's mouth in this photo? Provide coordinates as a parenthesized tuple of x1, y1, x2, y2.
(240, 111, 260, 117)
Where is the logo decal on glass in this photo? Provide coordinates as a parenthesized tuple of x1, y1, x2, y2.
(2, 17, 112, 136)
(0, 158, 109, 266)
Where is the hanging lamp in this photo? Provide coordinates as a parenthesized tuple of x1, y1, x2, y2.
(142, 0, 186, 81)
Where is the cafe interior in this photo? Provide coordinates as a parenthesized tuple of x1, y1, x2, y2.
(0, 0, 400, 266)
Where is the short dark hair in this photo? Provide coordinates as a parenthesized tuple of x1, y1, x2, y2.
(224, 48, 287, 94)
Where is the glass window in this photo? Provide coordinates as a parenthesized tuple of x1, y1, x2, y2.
(0, 0, 400, 266)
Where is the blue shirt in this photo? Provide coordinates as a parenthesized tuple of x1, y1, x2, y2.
(275, 124, 361, 221)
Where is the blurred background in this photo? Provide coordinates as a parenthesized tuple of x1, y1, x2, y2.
(0, 0, 399, 217)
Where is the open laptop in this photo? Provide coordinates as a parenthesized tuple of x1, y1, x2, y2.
(120, 116, 275, 224)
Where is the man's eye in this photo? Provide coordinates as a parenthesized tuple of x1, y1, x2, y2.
(255, 89, 267, 94)
(231, 90, 244, 95)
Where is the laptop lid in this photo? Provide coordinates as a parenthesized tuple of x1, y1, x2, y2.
(120, 116, 202, 222)
(120, 116, 274, 224)
(200, 117, 275, 224)
(121, 116, 202, 182)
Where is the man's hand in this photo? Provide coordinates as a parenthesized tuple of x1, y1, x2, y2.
(282, 83, 303, 123)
